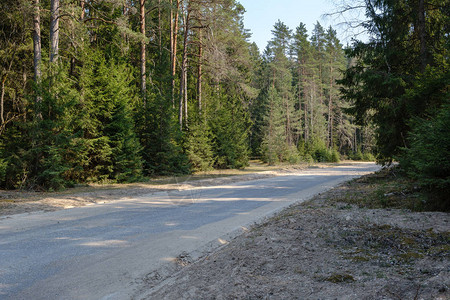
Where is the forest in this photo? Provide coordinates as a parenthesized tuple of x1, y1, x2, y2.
(0, 0, 448, 206)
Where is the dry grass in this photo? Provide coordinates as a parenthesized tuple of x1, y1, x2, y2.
(327, 167, 431, 211)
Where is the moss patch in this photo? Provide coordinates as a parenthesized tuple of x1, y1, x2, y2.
(324, 273, 355, 283)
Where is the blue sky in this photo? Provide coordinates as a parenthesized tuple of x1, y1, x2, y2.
(238, 0, 365, 51)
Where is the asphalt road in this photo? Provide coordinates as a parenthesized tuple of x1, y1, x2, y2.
(0, 163, 380, 300)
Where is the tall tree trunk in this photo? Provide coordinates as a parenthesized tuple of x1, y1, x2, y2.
(418, 0, 427, 72)
(310, 82, 315, 135)
(170, 0, 173, 62)
(304, 96, 308, 141)
(0, 55, 14, 127)
(1, 76, 5, 125)
(301, 65, 308, 141)
(285, 97, 291, 145)
(327, 64, 333, 148)
(179, 1, 190, 130)
(197, 28, 203, 114)
(184, 65, 188, 127)
(121, 0, 130, 55)
(140, 0, 147, 105)
(50, 0, 60, 64)
(158, 0, 162, 54)
(33, 0, 42, 115)
(172, 0, 180, 107)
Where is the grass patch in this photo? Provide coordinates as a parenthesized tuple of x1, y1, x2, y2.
(324, 273, 355, 283)
(338, 224, 450, 266)
(329, 167, 433, 211)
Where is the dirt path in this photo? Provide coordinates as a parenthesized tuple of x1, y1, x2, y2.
(142, 178, 450, 300)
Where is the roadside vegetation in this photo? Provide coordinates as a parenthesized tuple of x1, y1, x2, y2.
(329, 166, 449, 212)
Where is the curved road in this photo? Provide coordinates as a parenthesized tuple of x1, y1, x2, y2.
(0, 163, 380, 299)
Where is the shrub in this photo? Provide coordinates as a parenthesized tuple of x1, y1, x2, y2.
(186, 122, 214, 172)
(285, 145, 301, 164)
(330, 149, 341, 163)
(301, 153, 314, 163)
(362, 152, 376, 161)
(401, 100, 450, 210)
(351, 149, 364, 161)
(0, 158, 7, 184)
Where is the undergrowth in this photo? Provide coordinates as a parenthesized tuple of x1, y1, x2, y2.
(330, 166, 447, 212)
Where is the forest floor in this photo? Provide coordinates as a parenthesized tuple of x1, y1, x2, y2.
(143, 168, 450, 300)
(0, 160, 319, 217)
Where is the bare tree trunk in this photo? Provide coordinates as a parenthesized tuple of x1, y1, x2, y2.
(172, 0, 180, 107)
(140, 0, 147, 105)
(170, 0, 173, 62)
(310, 82, 315, 135)
(80, 0, 85, 20)
(327, 65, 333, 148)
(1, 77, 5, 125)
(184, 65, 188, 127)
(33, 0, 42, 116)
(179, 1, 190, 130)
(418, 0, 427, 72)
(197, 28, 203, 114)
(302, 66, 308, 141)
(50, 0, 60, 63)
(121, 0, 130, 55)
(158, 0, 162, 54)
(285, 97, 291, 145)
(304, 97, 308, 141)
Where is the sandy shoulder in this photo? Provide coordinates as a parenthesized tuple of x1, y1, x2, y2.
(142, 183, 450, 300)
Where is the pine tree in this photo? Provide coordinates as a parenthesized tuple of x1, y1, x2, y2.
(74, 53, 142, 182)
(291, 22, 314, 143)
(261, 87, 287, 164)
(324, 26, 346, 149)
(340, 0, 449, 163)
(258, 21, 299, 163)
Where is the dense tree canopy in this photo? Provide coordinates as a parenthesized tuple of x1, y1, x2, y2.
(339, 0, 449, 208)
(0, 0, 377, 190)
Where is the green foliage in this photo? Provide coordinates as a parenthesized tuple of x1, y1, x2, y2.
(135, 86, 190, 176)
(0, 158, 6, 183)
(330, 149, 340, 163)
(28, 65, 78, 190)
(305, 138, 327, 162)
(340, 0, 449, 163)
(349, 149, 375, 162)
(351, 149, 364, 161)
(36, 144, 70, 191)
(362, 152, 376, 162)
(303, 138, 340, 163)
(210, 95, 250, 169)
(251, 18, 362, 165)
(261, 87, 288, 164)
(75, 53, 143, 182)
(186, 121, 214, 172)
(0, 0, 378, 191)
(285, 145, 302, 164)
(338, 0, 449, 208)
(401, 100, 450, 209)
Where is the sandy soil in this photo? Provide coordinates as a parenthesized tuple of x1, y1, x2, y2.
(143, 181, 450, 300)
(0, 172, 281, 217)
(0, 161, 331, 217)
